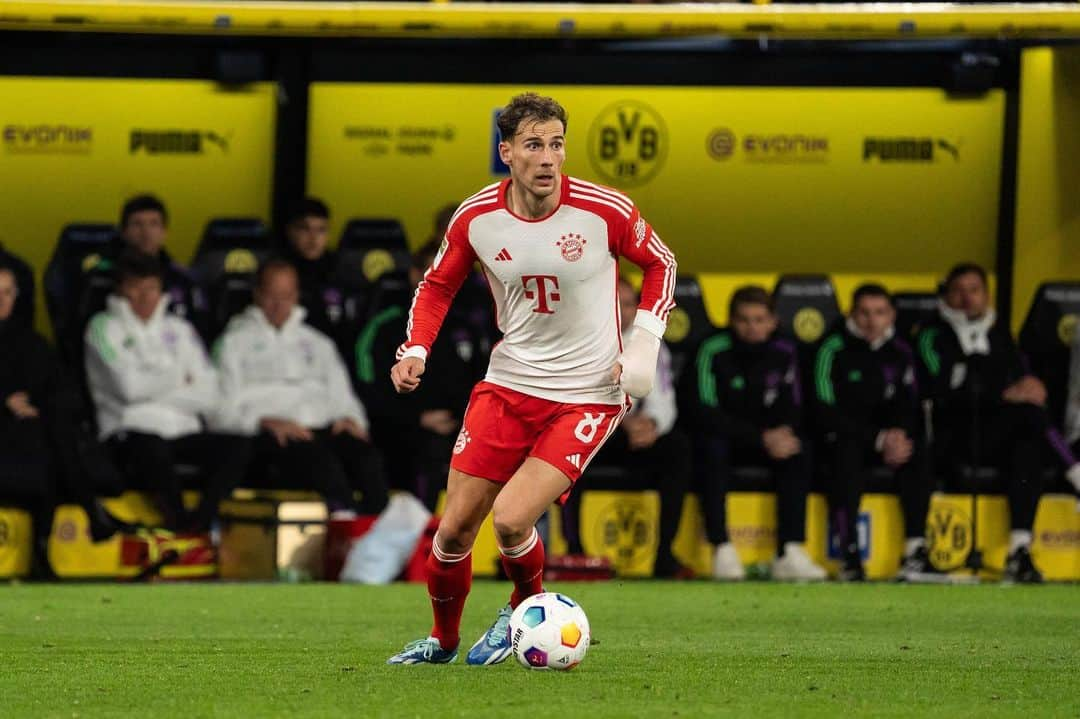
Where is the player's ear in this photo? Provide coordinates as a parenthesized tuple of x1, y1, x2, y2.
(498, 141, 513, 166)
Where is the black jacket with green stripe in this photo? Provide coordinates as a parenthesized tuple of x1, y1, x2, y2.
(812, 325, 919, 445)
(914, 317, 1026, 418)
(680, 330, 803, 448)
(353, 301, 485, 428)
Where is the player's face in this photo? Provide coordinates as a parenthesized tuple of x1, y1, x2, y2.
(499, 118, 566, 200)
(119, 275, 164, 322)
(288, 216, 329, 261)
(0, 270, 16, 321)
(256, 267, 300, 329)
(618, 281, 638, 332)
(731, 302, 777, 345)
(945, 272, 990, 320)
(122, 210, 167, 256)
(852, 295, 896, 343)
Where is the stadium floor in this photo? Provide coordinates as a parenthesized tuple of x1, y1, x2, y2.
(3, 581, 1078, 718)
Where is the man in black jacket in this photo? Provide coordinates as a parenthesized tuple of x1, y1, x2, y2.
(0, 266, 126, 577)
(110, 194, 209, 340)
(682, 285, 825, 581)
(279, 197, 349, 344)
(814, 284, 932, 581)
(0, 243, 34, 329)
(354, 241, 485, 510)
(916, 263, 1049, 583)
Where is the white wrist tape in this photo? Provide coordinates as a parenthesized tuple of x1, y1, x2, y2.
(619, 323, 662, 398)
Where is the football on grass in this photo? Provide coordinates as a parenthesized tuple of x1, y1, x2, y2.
(508, 592, 590, 670)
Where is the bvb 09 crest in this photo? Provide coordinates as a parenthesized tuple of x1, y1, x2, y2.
(588, 100, 668, 188)
(926, 504, 973, 571)
(592, 500, 655, 570)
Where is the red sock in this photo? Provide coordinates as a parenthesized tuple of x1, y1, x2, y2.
(427, 538, 472, 651)
(499, 528, 545, 609)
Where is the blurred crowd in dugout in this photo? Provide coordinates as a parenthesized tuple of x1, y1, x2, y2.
(1, 193, 1078, 583)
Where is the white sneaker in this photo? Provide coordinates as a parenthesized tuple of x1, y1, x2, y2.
(771, 543, 827, 581)
(711, 542, 745, 581)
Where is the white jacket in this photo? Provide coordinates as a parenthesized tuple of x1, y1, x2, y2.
(211, 305, 369, 436)
(85, 295, 217, 440)
(624, 327, 677, 437)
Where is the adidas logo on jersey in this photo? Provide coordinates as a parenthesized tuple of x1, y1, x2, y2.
(494, 248, 513, 262)
(565, 453, 582, 469)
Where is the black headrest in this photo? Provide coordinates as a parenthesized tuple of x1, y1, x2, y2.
(1019, 281, 1080, 353)
(339, 219, 408, 252)
(59, 223, 118, 248)
(773, 274, 840, 346)
(893, 291, 939, 341)
(364, 271, 414, 315)
(194, 218, 269, 259)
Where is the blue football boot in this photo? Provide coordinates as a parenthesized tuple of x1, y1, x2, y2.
(466, 603, 514, 666)
(386, 637, 458, 665)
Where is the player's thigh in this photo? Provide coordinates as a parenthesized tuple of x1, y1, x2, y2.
(491, 457, 573, 540)
(438, 468, 502, 550)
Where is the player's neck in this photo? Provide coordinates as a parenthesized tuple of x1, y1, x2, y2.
(506, 178, 560, 220)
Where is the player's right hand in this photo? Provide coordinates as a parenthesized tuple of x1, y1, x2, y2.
(391, 357, 426, 394)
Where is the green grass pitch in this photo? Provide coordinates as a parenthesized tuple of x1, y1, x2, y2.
(3, 581, 1078, 718)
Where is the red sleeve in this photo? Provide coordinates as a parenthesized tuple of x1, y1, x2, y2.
(396, 219, 477, 360)
(613, 206, 677, 337)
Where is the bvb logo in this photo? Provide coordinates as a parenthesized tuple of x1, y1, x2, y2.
(361, 249, 395, 283)
(1057, 313, 1078, 346)
(593, 500, 655, 569)
(224, 249, 257, 274)
(81, 253, 102, 273)
(793, 307, 826, 343)
(926, 505, 973, 571)
(588, 100, 668, 188)
(664, 307, 691, 343)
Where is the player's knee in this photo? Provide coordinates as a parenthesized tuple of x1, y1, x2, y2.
(491, 505, 532, 547)
(434, 520, 477, 555)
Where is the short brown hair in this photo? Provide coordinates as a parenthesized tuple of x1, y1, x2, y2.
(496, 93, 568, 141)
(729, 285, 775, 317)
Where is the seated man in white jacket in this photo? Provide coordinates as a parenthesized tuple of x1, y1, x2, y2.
(212, 259, 388, 515)
(85, 251, 253, 530)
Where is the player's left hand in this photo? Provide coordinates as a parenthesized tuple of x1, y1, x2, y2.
(332, 417, 369, 441)
(1002, 375, 1047, 407)
(609, 362, 623, 386)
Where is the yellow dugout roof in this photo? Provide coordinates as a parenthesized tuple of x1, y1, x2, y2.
(2, 1, 1080, 41)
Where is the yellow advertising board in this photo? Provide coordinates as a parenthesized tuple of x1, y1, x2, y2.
(309, 83, 1003, 275)
(0, 77, 275, 335)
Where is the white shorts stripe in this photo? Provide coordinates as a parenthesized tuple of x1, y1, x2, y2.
(580, 403, 629, 475)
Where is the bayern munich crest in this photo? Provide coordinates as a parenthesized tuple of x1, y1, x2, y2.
(557, 233, 586, 262)
(453, 428, 471, 455)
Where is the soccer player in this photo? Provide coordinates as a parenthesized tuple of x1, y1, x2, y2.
(386, 93, 676, 665)
(814, 284, 931, 581)
(916, 263, 1049, 583)
(682, 286, 825, 582)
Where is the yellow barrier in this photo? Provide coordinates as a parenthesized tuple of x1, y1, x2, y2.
(0, 506, 33, 578)
(3, 2, 1080, 40)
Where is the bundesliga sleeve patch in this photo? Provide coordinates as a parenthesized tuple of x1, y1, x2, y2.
(633, 217, 647, 247)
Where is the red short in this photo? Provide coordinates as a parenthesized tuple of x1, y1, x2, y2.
(449, 381, 628, 492)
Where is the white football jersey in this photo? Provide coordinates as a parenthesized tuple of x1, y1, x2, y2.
(399, 175, 676, 405)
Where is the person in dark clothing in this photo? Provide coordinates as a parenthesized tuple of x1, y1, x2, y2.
(681, 285, 825, 581)
(0, 267, 127, 577)
(561, 278, 693, 578)
(355, 241, 485, 511)
(916, 263, 1049, 583)
(279, 197, 349, 344)
(108, 194, 209, 341)
(0, 243, 35, 329)
(814, 284, 933, 581)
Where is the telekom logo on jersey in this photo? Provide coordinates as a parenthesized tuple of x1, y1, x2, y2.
(522, 275, 561, 314)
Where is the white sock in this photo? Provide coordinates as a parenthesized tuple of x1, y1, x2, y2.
(1067, 463, 1080, 494)
(904, 537, 925, 557)
(781, 542, 801, 558)
(1008, 530, 1032, 554)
